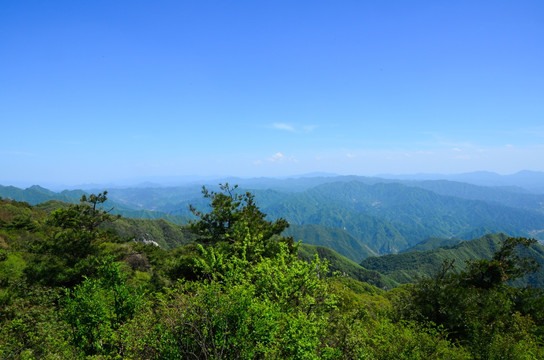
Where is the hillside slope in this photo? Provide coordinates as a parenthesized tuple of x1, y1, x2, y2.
(361, 233, 544, 287)
(297, 243, 397, 289)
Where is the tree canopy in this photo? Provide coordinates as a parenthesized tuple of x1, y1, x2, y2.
(189, 183, 295, 260)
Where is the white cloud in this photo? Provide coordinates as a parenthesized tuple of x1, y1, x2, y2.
(268, 152, 285, 162)
(271, 123, 316, 133)
(253, 152, 299, 164)
(272, 123, 295, 132)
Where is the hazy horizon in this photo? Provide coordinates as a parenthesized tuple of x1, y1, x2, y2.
(2, 1, 543, 185)
(3, 169, 544, 192)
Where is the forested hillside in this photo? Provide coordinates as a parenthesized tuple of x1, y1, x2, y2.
(361, 233, 544, 286)
(402, 180, 544, 213)
(1, 188, 544, 359)
(298, 243, 397, 289)
(3, 177, 544, 263)
(285, 223, 378, 261)
(0, 185, 191, 225)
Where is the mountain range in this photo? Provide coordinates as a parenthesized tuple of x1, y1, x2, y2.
(2, 172, 544, 263)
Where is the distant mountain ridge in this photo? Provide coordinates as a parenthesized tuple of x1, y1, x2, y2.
(0, 184, 84, 205)
(6, 169, 542, 193)
(377, 170, 544, 193)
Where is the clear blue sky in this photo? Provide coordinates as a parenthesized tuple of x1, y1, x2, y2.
(2, 1, 543, 186)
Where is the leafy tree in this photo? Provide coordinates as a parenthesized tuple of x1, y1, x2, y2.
(395, 237, 544, 359)
(120, 185, 335, 358)
(462, 237, 539, 289)
(189, 183, 295, 261)
(0, 285, 75, 359)
(26, 191, 120, 286)
(123, 243, 334, 359)
(50, 192, 114, 234)
(62, 257, 142, 357)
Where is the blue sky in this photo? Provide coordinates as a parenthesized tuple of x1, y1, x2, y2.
(1, 1, 543, 186)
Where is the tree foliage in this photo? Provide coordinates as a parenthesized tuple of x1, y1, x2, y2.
(62, 257, 142, 357)
(25, 191, 120, 286)
(190, 183, 295, 260)
(394, 237, 544, 359)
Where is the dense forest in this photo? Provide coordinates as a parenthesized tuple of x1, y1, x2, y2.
(1, 185, 544, 359)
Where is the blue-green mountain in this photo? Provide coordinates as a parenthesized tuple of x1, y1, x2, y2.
(3, 176, 544, 263)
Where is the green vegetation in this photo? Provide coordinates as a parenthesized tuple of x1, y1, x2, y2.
(285, 223, 378, 261)
(1, 187, 543, 359)
(393, 237, 544, 359)
(404, 179, 544, 214)
(0, 185, 191, 226)
(401, 236, 464, 252)
(4, 178, 544, 263)
(298, 243, 398, 289)
(361, 233, 544, 287)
